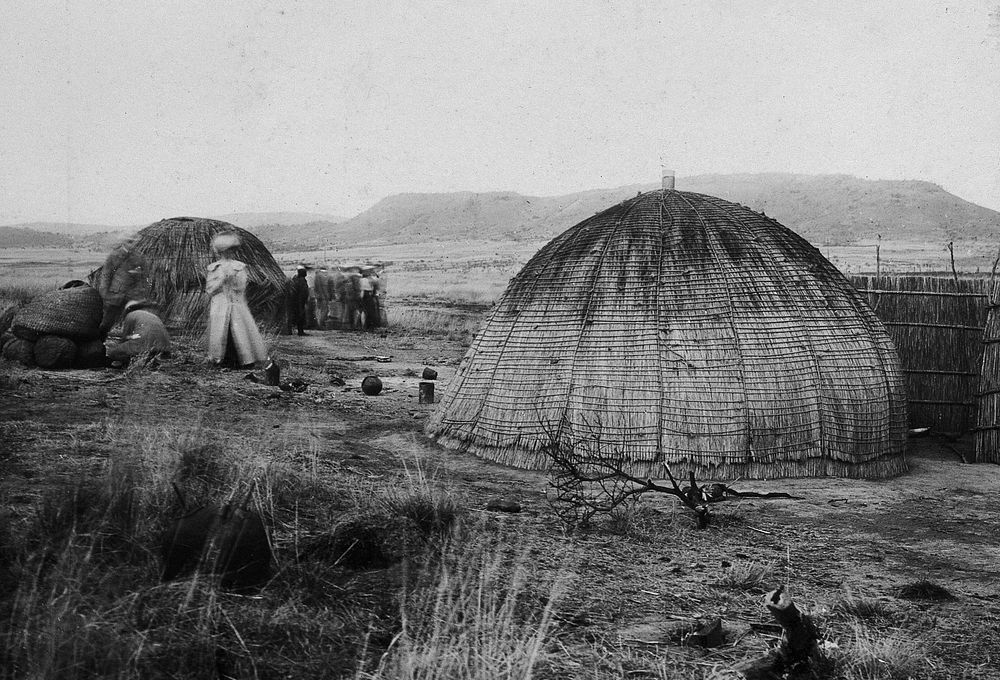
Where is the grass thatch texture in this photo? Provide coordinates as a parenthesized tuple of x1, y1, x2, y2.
(89, 218, 287, 330)
(851, 274, 988, 433)
(428, 190, 907, 479)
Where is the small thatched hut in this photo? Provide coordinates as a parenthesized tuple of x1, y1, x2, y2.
(90, 218, 286, 329)
(426, 189, 908, 479)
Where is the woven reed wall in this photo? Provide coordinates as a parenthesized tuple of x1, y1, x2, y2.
(974, 279, 1000, 462)
(427, 190, 907, 480)
(850, 275, 988, 433)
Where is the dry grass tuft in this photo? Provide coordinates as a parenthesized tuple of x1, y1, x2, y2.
(833, 593, 896, 622)
(357, 529, 569, 680)
(606, 502, 663, 544)
(895, 580, 955, 602)
(374, 461, 463, 538)
(828, 622, 932, 680)
(714, 560, 776, 592)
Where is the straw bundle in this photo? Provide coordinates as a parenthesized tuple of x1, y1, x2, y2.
(850, 274, 987, 433)
(427, 190, 907, 480)
(89, 217, 286, 329)
(2, 337, 35, 367)
(33, 334, 77, 369)
(11, 286, 103, 340)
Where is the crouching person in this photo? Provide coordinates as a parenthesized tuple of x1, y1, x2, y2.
(104, 300, 171, 368)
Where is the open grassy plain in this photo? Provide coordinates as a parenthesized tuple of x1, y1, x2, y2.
(2, 241, 1000, 679)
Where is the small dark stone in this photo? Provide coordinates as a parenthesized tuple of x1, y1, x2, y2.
(486, 498, 521, 513)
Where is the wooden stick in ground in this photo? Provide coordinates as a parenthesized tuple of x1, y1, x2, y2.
(948, 241, 960, 288)
(733, 586, 822, 680)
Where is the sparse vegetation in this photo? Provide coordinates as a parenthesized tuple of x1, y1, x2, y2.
(714, 560, 776, 592)
(359, 533, 568, 680)
(374, 461, 462, 538)
(827, 622, 932, 680)
(2, 245, 999, 679)
(389, 306, 483, 344)
(833, 593, 896, 622)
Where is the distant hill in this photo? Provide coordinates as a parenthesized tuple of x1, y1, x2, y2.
(0, 226, 76, 248)
(288, 174, 1000, 248)
(681, 173, 1000, 244)
(5, 175, 998, 250)
(213, 212, 347, 229)
(1, 221, 128, 237)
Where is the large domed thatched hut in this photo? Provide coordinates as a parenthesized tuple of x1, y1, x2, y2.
(426, 189, 908, 479)
(91, 217, 286, 329)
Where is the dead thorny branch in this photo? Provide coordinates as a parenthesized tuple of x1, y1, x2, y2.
(543, 431, 802, 530)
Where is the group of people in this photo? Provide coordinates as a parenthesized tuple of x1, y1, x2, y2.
(96, 232, 269, 370)
(95, 234, 386, 370)
(285, 263, 385, 335)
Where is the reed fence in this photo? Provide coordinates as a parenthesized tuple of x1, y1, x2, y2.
(850, 274, 989, 433)
(974, 278, 1000, 462)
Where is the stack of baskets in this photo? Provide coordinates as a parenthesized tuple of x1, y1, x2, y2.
(0, 285, 106, 369)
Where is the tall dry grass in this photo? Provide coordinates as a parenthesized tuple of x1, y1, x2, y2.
(360, 531, 568, 680)
(388, 307, 482, 344)
(0, 415, 569, 679)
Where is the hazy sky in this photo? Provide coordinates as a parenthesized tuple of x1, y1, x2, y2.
(2, 0, 998, 225)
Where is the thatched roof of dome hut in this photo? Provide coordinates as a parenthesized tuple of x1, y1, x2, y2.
(91, 217, 286, 329)
(426, 190, 908, 480)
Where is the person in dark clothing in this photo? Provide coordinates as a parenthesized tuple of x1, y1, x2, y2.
(97, 237, 147, 336)
(287, 265, 311, 336)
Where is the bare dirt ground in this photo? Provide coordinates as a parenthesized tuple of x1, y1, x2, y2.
(2, 325, 999, 678)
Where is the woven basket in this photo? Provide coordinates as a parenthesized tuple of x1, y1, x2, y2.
(12, 286, 103, 340)
(75, 339, 108, 369)
(2, 337, 35, 367)
(34, 334, 77, 369)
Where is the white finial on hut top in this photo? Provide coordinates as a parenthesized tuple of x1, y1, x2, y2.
(662, 167, 676, 190)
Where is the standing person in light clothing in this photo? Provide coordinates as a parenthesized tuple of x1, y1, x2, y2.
(313, 265, 332, 329)
(205, 233, 269, 367)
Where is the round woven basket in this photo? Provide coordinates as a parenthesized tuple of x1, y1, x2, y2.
(34, 334, 78, 369)
(75, 339, 108, 368)
(12, 286, 103, 340)
(2, 337, 36, 367)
